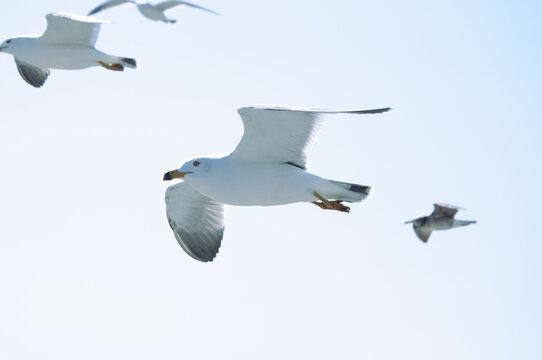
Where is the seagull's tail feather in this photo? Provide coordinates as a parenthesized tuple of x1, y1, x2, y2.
(328, 180, 373, 202)
(118, 57, 137, 69)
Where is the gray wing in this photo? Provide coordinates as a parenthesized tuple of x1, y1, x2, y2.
(88, 0, 136, 16)
(165, 182, 225, 262)
(413, 225, 432, 243)
(431, 203, 462, 218)
(41, 13, 108, 47)
(15, 58, 50, 88)
(229, 105, 391, 169)
(155, 0, 220, 15)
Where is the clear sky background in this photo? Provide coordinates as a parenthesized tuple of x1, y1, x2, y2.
(0, 0, 540, 359)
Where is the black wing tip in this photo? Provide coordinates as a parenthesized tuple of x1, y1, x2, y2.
(353, 107, 391, 114)
(87, 7, 101, 16)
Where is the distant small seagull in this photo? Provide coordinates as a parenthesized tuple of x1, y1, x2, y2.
(405, 203, 476, 243)
(163, 105, 391, 262)
(87, 0, 219, 23)
(0, 13, 137, 88)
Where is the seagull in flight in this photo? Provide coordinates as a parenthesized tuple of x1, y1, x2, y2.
(405, 203, 476, 243)
(88, 1, 219, 23)
(163, 105, 391, 262)
(0, 13, 136, 88)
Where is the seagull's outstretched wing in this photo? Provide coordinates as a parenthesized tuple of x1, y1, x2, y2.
(155, 0, 220, 15)
(40, 12, 109, 47)
(88, 0, 136, 16)
(14, 58, 50, 88)
(413, 225, 432, 243)
(165, 182, 225, 262)
(230, 105, 391, 169)
(431, 203, 462, 218)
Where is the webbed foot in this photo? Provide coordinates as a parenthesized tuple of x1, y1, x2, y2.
(98, 61, 124, 71)
(312, 192, 351, 213)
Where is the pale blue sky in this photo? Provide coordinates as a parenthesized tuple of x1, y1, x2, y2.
(0, 1, 540, 359)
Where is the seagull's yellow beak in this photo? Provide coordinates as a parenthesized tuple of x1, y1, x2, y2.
(163, 169, 193, 181)
(0, 46, 6, 52)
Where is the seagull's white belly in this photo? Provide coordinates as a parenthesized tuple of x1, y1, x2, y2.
(185, 162, 330, 206)
(427, 218, 454, 231)
(16, 42, 104, 69)
(138, 5, 167, 21)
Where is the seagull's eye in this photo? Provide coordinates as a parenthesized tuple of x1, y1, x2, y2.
(193, 161, 200, 167)
(6, 40, 11, 44)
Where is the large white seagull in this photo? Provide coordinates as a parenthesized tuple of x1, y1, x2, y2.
(163, 105, 391, 262)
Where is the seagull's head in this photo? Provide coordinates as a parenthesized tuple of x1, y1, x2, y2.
(0, 38, 14, 53)
(163, 158, 208, 182)
(0, 37, 27, 54)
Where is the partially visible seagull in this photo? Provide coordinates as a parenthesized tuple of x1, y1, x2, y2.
(0, 12, 137, 88)
(163, 105, 391, 262)
(87, 0, 219, 23)
(405, 203, 476, 243)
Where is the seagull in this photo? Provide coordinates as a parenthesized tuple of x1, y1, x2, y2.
(163, 105, 391, 262)
(405, 203, 476, 243)
(87, 0, 219, 23)
(0, 13, 136, 88)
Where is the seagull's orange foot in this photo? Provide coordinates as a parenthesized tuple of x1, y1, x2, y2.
(312, 201, 327, 210)
(312, 192, 351, 213)
(98, 61, 124, 71)
(328, 200, 351, 213)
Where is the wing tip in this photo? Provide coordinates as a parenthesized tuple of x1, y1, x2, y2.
(172, 228, 222, 263)
(15, 59, 50, 88)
